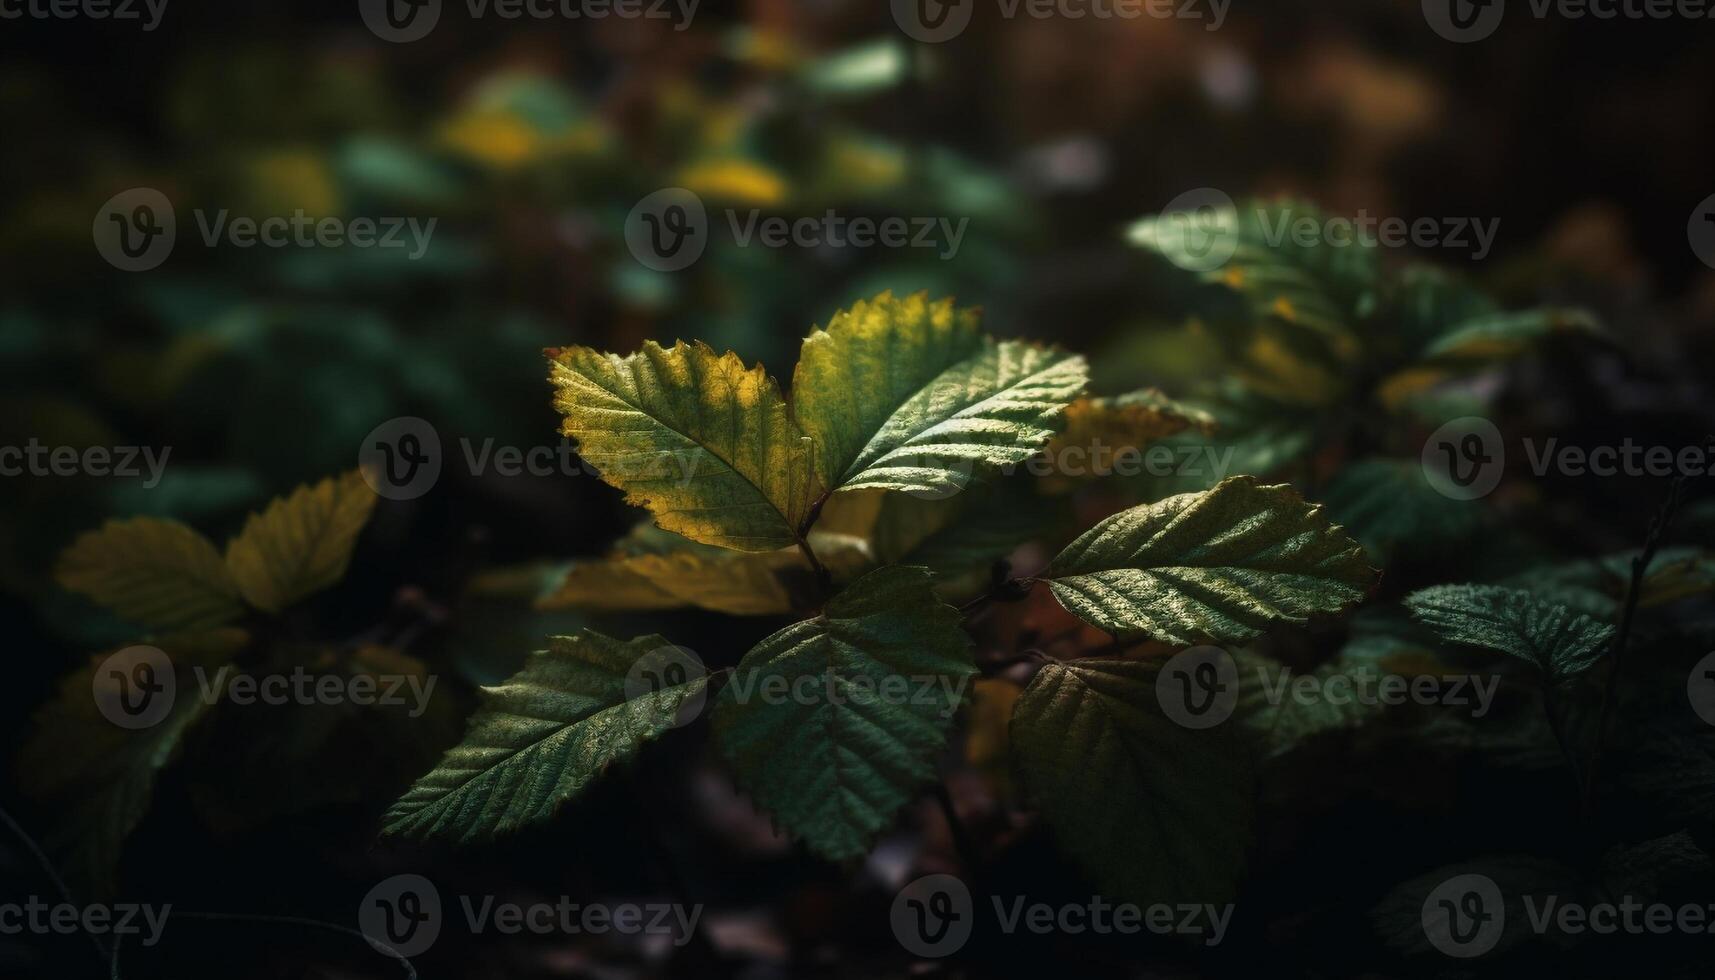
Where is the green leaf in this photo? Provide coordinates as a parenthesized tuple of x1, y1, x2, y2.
(1043, 476, 1377, 644)
(1040, 388, 1215, 491)
(225, 470, 377, 613)
(794, 292, 1087, 497)
(18, 629, 248, 893)
(1405, 584, 1614, 682)
(793, 291, 984, 487)
(1010, 658, 1253, 906)
(384, 630, 709, 842)
(1416, 307, 1602, 364)
(549, 341, 820, 552)
(712, 566, 975, 860)
(1320, 458, 1485, 562)
(56, 517, 245, 630)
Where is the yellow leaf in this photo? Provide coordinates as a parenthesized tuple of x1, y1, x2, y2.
(225, 471, 377, 613)
(549, 341, 821, 553)
(674, 158, 790, 206)
(57, 518, 245, 629)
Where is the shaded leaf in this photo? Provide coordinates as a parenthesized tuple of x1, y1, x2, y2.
(1010, 658, 1253, 906)
(384, 630, 708, 842)
(56, 517, 244, 629)
(712, 566, 974, 860)
(1405, 584, 1614, 682)
(225, 471, 376, 613)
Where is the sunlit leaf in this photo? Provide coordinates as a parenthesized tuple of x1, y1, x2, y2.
(225, 471, 376, 613)
(1044, 476, 1377, 643)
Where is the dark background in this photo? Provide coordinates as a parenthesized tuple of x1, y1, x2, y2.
(2, 0, 1713, 977)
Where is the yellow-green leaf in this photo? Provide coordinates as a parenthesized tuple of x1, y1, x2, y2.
(549, 341, 820, 552)
(56, 517, 244, 629)
(225, 470, 377, 613)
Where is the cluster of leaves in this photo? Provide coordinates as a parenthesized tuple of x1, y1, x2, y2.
(18, 473, 403, 891)
(383, 290, 1384, 909)
(1123, 198, 1606, 561)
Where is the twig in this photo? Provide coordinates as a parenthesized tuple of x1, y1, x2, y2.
(0, 804, 109, 966)
(1582, 475, 1687, 824)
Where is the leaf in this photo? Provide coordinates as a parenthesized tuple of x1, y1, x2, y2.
(1320, 458, 1486, 562)
(1040, 389, 1215, 491)
(1405, 584, 1614, 682)
(1010, 658, 1253, 906)
(56, 517, 245, 629)
(18, 629, 248, 893)
(794, 294, 1086, 498)
(225, 471, 377, 613)
(793, 291, 985, 488)
(538, 524, 873, 615)
(1416, 307, 1602, 364)
(811, 488, 962, 565)
(383, 630, 709, 842)
(549, 341, 820, 552)
(1043, 476, 1378, 644)
(712, 566, 975, 860)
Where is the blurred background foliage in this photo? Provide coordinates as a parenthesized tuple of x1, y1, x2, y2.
(3, 1, 1714, 977)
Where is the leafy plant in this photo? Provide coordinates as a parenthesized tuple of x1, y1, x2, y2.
(383, 290, 1380, 907)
